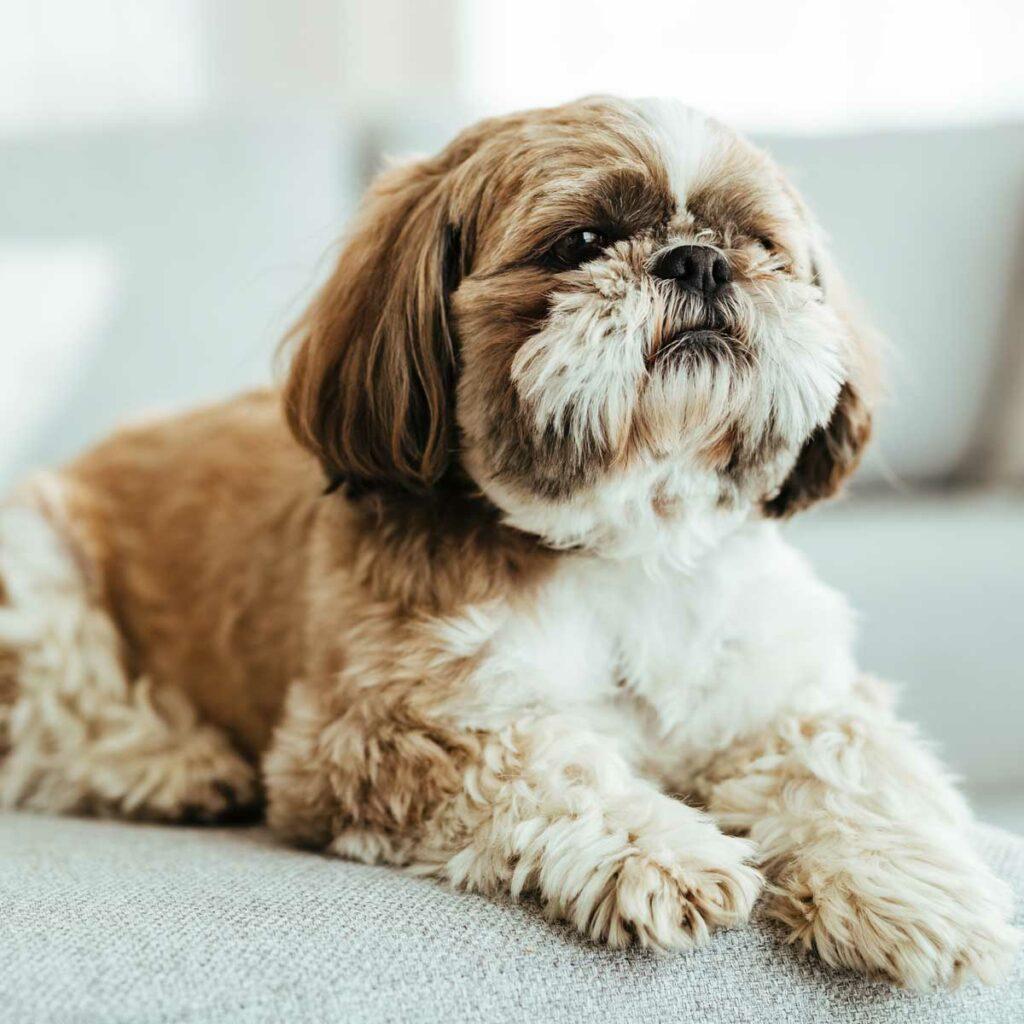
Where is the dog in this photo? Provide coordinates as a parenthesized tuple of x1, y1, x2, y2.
(0, 97, 1019, 989)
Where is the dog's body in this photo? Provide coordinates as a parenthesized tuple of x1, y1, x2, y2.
(0, 97, 1019, 988)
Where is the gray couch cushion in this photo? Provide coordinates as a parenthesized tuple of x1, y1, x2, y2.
(761, 124, 1024, 486)
(786, 493, 1024, 794)
(1, 813, 1022, 1024)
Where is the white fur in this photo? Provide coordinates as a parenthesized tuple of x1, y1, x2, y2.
(473, 460, 747, 564)
(511, 260, 651, 450)
(468, 100, 849, 559)
(415, 713, 763, 953)
(633, 98, 713, 204)
(424, 514, 1019, 984)
(440, 515, 855, 756)
(703, 678, 1021, 987)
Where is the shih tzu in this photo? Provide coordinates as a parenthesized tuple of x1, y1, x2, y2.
(0, 97, 1019, 989)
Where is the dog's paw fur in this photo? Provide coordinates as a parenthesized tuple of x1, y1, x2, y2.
(767, 832, 1022, 988)
(140, 737, 260, 824)
(587, 831, 763, 952)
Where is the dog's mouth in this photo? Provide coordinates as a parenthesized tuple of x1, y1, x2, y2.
(649, 328, 736, 368)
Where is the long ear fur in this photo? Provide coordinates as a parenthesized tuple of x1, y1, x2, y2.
(764, 380, 873, 517)
(764, 227, 879, 518)
(282, 156, 464, 493)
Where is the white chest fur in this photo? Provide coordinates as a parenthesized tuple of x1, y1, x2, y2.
(445, 520, 857, 769)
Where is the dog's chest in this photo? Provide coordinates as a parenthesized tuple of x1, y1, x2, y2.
(457, 521, 857, 752)
(506, 552, 741, 726)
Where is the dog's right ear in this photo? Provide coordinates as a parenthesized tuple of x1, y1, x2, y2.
(282, 156, 467, 495)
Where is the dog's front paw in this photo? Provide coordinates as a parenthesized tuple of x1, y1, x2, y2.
(767, 831, 1022, 988)
(588, 830, 763, 952)
(113, 723, 260, 823)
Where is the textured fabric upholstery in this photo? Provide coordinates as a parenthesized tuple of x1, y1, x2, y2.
(1, 813, 1022, 1024)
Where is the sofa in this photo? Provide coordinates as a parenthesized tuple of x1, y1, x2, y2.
(2, 812, 1022, 1024)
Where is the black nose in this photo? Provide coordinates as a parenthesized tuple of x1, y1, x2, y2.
(652, 244, 732, 296)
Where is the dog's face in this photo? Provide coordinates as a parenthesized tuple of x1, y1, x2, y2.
(284, 98, 874, 552)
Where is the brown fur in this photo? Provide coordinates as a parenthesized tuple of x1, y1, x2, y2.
(282, 160, 460, 493)
(48, 392, 557, 770)
(764, 381, 873, 517)
(58, 392, 319, 758)
(283, 97, 672, 500)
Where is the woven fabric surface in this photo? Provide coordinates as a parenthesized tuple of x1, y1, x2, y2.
(1, 812, 1022, 1024)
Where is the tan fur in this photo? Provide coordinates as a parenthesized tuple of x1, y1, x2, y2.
(60, 392, 317, 758)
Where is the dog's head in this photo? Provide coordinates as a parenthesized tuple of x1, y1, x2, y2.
(284, 97, 875, 552)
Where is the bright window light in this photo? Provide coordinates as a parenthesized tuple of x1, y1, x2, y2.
(0, 1, 205, 134)
(462, 0, 1024, 132)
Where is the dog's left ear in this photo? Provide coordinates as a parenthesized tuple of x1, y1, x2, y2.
(763, 379, 872, 517)
(764, 239, 878, 518)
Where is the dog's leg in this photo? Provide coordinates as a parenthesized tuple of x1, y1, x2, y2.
(0, 487, 257, 822)
(694, 677, 1021, 987)
(265, 681, 762, 951)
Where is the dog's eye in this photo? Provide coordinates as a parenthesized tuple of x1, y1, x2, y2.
(548, 229, 610, 269)
(757, 236, 793, 273)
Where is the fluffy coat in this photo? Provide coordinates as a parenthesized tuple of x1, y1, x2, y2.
(0, 97, 1018, 989)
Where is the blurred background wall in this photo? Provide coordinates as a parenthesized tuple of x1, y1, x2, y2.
(1, 1, 1022, 824)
